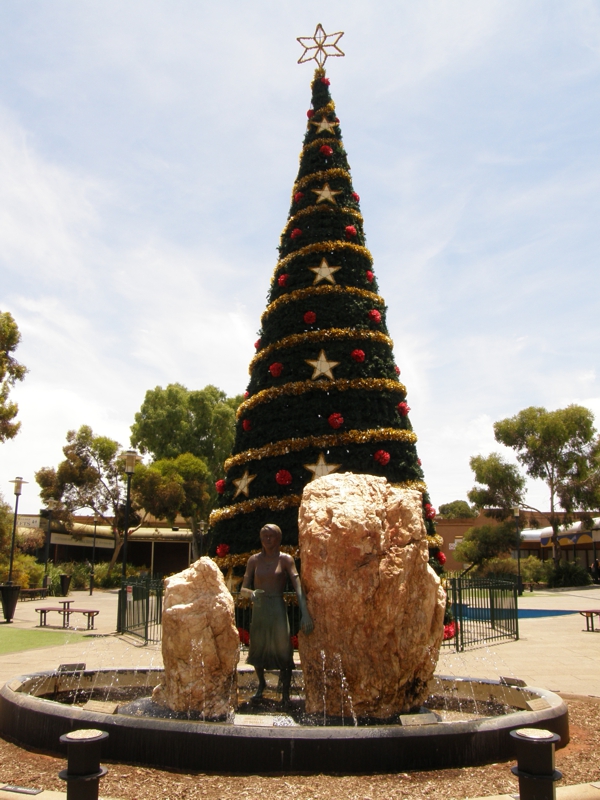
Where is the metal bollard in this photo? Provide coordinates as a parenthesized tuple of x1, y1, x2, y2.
(59, 729, 108, 800)
(510, 727, 561, 800)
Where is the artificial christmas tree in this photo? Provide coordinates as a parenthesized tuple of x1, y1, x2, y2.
(210, 29, 439, 555)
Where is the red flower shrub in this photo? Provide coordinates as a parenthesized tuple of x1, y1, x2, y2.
(242, 419, 252, 432)
(328, 412, 344, 429)
(269, 362, 283, 377)
(319, 145, 333, 156)
(290, 228, 302, 240)
(345, 225, 357, 239)
(276, 469, 293, 486)
(278, 273, 288, 287)
(216, 543, 230, 557)
(351, 349, 365, 362)
(368, 309, 381, 323)
(238, 627, 250, 645)
(374, 449, 390, 466)
(397, 401, 410, 416)
(215, 479, 226, 494)
(303, 311, 316, 324)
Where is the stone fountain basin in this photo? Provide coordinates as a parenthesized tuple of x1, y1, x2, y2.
(0, 668, 568, 774)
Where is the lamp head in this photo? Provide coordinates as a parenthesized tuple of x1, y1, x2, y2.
(124, 450, 139, 474)
(9, 476, 27, 496)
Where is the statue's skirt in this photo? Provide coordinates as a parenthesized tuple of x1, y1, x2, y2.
(247, 594, 294, 670)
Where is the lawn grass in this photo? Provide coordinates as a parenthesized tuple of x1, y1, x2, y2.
(0, 627, 85, 655)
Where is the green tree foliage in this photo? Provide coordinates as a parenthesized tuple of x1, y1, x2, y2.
(0, 311, 28, 442)
(438, 500, 478, 519)
(546, 560, 591, 588)
(130, 384, 241, 476)
(469, 405, 599, 561)
(520, 555, 552, 585)
(132, 453, 211, 558)
(35, 425, 140, 570)
(454, 523, 520, 572)
(210, 69, 433, 553)
(0, 491, 43, 587)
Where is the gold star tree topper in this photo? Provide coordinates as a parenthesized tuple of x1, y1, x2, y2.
(297, 24, 345, 68)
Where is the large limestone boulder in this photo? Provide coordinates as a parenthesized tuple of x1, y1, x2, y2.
(152, 557, 239, 718)
(298, 473, 445, 719)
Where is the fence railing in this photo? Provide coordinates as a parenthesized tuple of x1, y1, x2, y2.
(442, 575, 519, 652)
(119, 578, 164, 644)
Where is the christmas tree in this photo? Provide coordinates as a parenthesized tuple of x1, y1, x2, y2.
(209, 26, 439, 555)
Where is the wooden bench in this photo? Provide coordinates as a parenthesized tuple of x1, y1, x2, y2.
(19, 587, 48, 601)
(35, 605, 99, 630)
(579, 610, 600, 631)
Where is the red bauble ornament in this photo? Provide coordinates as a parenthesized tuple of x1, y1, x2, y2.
(345, 225, 357, 239)
(335, 117, 340, 122)
(307, 109, 315, 118)
(238, 627, 250, 645)
(303, 310, 316, 324)
(424, 503, 437, 520)
(368, 309, 381, 324)
(294, 191, 304, 203)
(394, 365, 401, 375)
(216, 543, 230, 557)
(417, 458, 422, 466)
(278, 273, 289, 287)
(319, 145, 333, 156)
(436, 551, 447, 565)
(254, 339, 261, 350)
(215, 479, 226, 495)
(244, 391, 249, 399)
(366, 270, 374, 283)
(351, 349, 365, 362)
(269, 362, 283, 377)
(242, 419, 252, 432)
(320, 77, 330, 86)
(328, 412, 344, 429)
(397, 401, 410, 416)
(352, 192, 360, 202)
(374, 449, 391, 466)
(276, 469, 292, 486)
(290, 228, 302, 239)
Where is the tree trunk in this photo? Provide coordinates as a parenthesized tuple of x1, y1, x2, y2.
(108, 531, 123, 571)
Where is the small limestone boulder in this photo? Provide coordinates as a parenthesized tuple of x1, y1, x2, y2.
(298, 473, 446, 719)
(152, 557, 239, 718)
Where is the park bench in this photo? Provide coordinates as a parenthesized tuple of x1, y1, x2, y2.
(19, 587, 48, 601)
(35, 600, 99, 630)
(579, 610, 600, 631)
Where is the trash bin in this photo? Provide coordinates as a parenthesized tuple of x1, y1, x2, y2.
(59, 574, 72, 596)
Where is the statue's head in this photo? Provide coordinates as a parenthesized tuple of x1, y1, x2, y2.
(260, 524, 282, 550)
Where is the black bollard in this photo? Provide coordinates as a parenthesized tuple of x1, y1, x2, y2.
(510, 727, 561, 800)
(59, 729, 108, 800)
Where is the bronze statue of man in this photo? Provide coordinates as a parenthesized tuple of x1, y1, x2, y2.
(241, 524, 313, 705)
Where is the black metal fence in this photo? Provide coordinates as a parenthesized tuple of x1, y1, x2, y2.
(119, 578, 164, 644)
(442, 575, 519, 652)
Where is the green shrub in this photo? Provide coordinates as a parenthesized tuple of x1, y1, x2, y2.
(478, 557, 518, 577)
(520, 555, 552, 585)
(0, 554, 45, 588)
(547, 560, 592, 588)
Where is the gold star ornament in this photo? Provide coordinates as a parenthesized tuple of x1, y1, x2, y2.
(309, 257, 341, 285)
(311, 183, 342, 204)
(297, 24, 345, 68)
(233, 469, 256, 498)
(310, 117, 338, 135)
(305, 349, 340, 380)
(304, 452, 341, 480)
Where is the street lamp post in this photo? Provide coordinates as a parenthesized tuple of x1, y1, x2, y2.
(0, 477, 27, 623)
(118, 450, 138, 633)
(8, 477, 27, 584)
(513, 506, 522, 596)
(90, 513, 99, 596)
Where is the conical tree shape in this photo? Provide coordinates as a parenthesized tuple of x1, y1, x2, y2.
(210, 69, 435, 553)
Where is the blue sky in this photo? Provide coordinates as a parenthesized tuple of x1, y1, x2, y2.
(1, 1, 599, 515)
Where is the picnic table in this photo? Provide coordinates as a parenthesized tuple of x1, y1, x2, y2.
(579, 610, 600, 632)
(35, 599, 99, 630)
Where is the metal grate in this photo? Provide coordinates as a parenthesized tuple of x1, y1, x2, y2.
(442, 575, 519, 652)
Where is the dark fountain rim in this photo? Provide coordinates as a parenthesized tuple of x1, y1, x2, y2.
(0, 668, 569, 774)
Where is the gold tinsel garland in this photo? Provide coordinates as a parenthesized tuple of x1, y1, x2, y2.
(427, 533, 444, 549)
(292, 168, 351, 194)
(224, 427, 418, 471)
(283, 204, 363, 234)
(237, 377, 406, 419)
(302, 136, 345, 153)
(209, 494, 302, 525)
(250, 328, 393, 371)
(261, 285, 383, 323)
(213, 545, 300, 569)
(273, 241, 373, 277)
